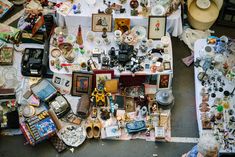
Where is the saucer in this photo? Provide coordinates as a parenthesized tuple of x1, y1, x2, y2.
(151, 5, 165, 16)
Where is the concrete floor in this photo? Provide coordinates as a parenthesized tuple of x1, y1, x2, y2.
(1, 5, 235, 157)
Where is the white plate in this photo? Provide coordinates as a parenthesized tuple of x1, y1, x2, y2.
(131, 26, 146, 40)
(196, 0, 211, 9)
(59, 125, 86, 147)
(151, 5, 165, 16)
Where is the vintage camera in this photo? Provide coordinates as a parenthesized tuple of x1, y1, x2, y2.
(21, 45, 48, 77)
(118, 43, 134, 64)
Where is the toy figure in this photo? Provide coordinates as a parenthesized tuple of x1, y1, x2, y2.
(91, 85, 111, 106)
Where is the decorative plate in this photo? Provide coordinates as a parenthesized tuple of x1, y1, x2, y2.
(131, 26, 146, 40)
(196, 0, 211, 9)
(59, 125, 86, 147)
(151, 5, 165, 16)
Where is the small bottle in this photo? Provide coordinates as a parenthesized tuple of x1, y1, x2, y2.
(77, 25, 83, 45)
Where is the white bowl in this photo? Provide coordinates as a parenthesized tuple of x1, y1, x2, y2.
(196, 0, 211, 9)
(151, 5, 165, 16)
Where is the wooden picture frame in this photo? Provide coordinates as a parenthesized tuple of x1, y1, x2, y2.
(114, 18, 131, 33)
(93, 70, 114, 88)
(148, 16, 167, 40)
(125, 97, 136, 112)
(92, 14, 112, 32)
(157, 73, 172, 90)
(71, 71, 93, 96)
(163, 62, 171, 70)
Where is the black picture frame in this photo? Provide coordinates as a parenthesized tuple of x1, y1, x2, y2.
(148, 16, 167, 40)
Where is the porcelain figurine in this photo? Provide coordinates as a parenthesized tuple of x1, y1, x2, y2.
(114, 30, 122, 45)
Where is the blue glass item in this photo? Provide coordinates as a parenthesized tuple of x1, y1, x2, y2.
(126, 120, 147, 134)
(202, 58, 212, 71)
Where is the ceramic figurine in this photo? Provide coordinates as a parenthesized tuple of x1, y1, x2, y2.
(77, 25, 83, 45)
(130, 0, 139, 16)
(140, 0, 149, 17)
(102, 28, 111, 45)
(103, 0, 113, 14)
(114, 30, 122, 45)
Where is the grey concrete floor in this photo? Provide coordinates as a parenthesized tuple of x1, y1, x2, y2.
(1, 5, 235, 157)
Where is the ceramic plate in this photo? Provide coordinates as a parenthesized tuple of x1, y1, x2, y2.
(131, 26, 146, 40)
(151, 5, 165, 16)
(59, 125, 86, 147)
(196, 0, 211, 9)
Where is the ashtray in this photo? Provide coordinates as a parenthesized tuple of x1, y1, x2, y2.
(196, 0, 211, 9)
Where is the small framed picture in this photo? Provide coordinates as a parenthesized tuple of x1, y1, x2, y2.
(114, 18, 131, 33)
(92, 14, 112, 32)
(158, 73, 172, 90)
(71, 71, 93, 96)
(0, 46, 14, 65)
(115, 95, 125, 110)
(125, 97, 135, 112)
(93, 70, 114, 88)
(148, 16, 167, 40)
(163, 62, 171, 70)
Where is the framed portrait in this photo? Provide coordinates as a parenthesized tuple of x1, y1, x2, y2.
(93, 70, 114, 88)
(71, 71, 93, 96)
(125, 97, 136, 112)
(157, 73, 172, 90)
(114, 18, 131, 33)
(148, 16, 167, 40)
(92, 14, 112, 32)
(163, 62, 171, 70)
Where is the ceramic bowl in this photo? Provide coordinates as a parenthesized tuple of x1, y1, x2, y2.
(203, 45, 215, 58)
(51, 48, 62, 58)
(196, 0, 211, 9)
(151, 5, 165, 16)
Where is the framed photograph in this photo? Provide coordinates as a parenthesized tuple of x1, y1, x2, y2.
(157, 73, 172, 90)
(93, 70, 114, 88)
(125, 97, 136, 112)
(114, 18, 131, 33)
(71, 71, 93, 96)
(0, 46, 14, 65)
(148, 16, 167, 40)
(115, 95, 125, 109)
(163, 62, 171, 70)
(92, 14, 112, 32)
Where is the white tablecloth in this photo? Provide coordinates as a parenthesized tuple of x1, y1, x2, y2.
(57, 0, 183, 37)
(194, 39, 235, 154)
